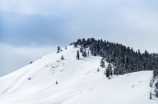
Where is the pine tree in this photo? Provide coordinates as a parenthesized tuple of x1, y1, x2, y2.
(156, 82, 158, 89)
(57, 46, 60, 53)
(97, 68, 99, 72)
(76, 50, 80, 60)
(156, 92, 158, 98)
(106, 63, 112, 78)
(80, 47, 83, 53)
(109, 63, 112, 74)
(150, 92, 152, 99)
(93, 50, 97, 56)
(106, 68, 110, 78)
(82, 50, 87, 57)
(74, 43, 77, 48)
(100, 58, 105, 68)
(61, 55, 64, 60)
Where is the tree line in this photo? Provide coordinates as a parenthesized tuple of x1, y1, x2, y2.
(72, 38, 158, 76)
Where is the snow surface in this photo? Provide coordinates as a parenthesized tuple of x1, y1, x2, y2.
(0, 45, 156, 104)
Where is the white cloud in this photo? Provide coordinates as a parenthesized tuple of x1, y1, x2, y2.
(0, 0, 144, 16)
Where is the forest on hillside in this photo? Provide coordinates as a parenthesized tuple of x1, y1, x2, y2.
(72, 38, 158, 76)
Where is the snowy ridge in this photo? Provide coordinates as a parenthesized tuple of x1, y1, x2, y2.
(0, 46, 156, 104)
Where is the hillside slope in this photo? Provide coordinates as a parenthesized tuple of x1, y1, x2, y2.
(0, 46, 156, 104)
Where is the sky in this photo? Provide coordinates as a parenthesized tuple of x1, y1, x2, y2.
(0, 0, 158, 77)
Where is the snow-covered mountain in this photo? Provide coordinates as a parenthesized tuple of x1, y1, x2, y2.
(0, 45, 156, 104)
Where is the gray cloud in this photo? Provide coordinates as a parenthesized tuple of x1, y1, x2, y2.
(1, 0, 158, 48)
(0, 12, 71, 46)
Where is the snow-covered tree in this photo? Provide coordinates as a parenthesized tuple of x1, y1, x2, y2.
(82, 50, 87, 57)
(100, 58, 105, 68)
(72, 38, 158, 75)
(80, 47, 83, 53)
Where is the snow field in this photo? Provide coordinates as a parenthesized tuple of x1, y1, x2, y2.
(0, 45, 156, 104)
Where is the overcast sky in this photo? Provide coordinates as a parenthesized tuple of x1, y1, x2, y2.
(0, 0, 158, 77)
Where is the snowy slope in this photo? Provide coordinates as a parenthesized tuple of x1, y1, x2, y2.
(0, 45, 156, 104)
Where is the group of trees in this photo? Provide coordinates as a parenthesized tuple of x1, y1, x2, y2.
(57, 46, 66, 60)
(149, 69, 158, 99)
(79, 47, 88, 57)
(73, 38, 158, 77)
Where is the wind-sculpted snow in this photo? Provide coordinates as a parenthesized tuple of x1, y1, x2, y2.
(0, 46, 156, 104)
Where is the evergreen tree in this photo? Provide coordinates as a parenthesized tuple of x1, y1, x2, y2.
(97, 68, 99, 72)
(82, 38, 86, 44)
(106, 68, 110, 78)
(156, 92, 158, 98)
(93, 50, 97, 56)
(80, 47, 83, 53)
(56, 81, 58, 84)
(76, 50, 80, 60)
(61, 55, 64, 60)
(100, 58, 105, 68)
(108, 63, 113, 76)
(74, 43, 77, 48)
(150, 92, 152, 99)
(82, 50, 87, 57)
(57, 46, 60, 53)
